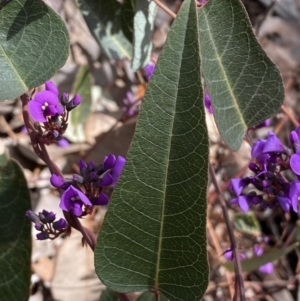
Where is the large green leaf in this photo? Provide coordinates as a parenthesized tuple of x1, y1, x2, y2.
(198, 0, 284, 150)
(78, 0, 132, 60)
(0, 0, 69, 101)
(95, 1, 209, 301)
(0, 159, 31, 301)
(224, 243, 298, 272)
(131, 0, 157, 70)
(64, 65, 91, 143)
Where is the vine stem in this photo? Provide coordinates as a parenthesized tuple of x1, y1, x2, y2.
(21, 93, 132, 300)
(209, 163, 246, 301)
(152, 0, 176, 19)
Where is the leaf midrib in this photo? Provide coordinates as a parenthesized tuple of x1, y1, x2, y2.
(201, 8, 246, 129)
(153, 8, 191, 289)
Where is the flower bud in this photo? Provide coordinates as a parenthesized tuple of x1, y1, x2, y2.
(26, 210, 40, 223)
(53, 218, 67, 230)
(36, 231, 49, 240)
(66, 94, 81, 111)
(61, 93, 69, 105)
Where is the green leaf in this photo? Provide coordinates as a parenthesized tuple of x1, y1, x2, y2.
(0, 0, 69, 101)
(0, 159, 31, 301)
(198, 0, 284, 150)
(224, 243, 298, 272)
(99, 288, 118, 301)
(78, 0, 132, 60)
(137, 291, 168, 301)
(64, 65, 91, 143)
(131, 0, 157, 70)
(95, 1, 209, 301)
(233, 212, 261, 236)
(121, 0, 135, 43)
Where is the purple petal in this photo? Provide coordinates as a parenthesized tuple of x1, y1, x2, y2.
(57, 138, 69, 148)
(55, 104, 64, 115)
(94, 192, 109, 205)
(72, 94, 81, 106)
(34, 90, 59, 106)
(289, 181, 300, 212)
(230, 178, 249, 196)
(60, 187, 74, 211)
(238, 195, 249, 213)
(111, 156, 126, 186)
(263, 131, 285, 153)
(79, 159, 87, 170)
(50, 174, 65, 188)
(144, 63, 155, 81)
(224, 249, 233, 261)
(103, 154, 116, 171)
(72, 201, 83, 216)
(251, 139, 266, 159)
(254, 245, 263, 256)
(36, 232, 49, 240)
(258, 262, 274, 274)
(290, 154, 300, 175)
(45, 104, 58, 116)
(28, 99, 46, 122)
(99, 173, 113, 186)
(277, 196, 291, 212)
(45, 80, 59, 95)
(53, 218, 67, 230)
(76, 187, 92, 206)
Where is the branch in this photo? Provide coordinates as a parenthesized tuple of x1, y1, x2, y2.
(209, 163, 245, 301)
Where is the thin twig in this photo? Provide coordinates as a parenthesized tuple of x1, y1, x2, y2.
(281, 104, 299, 127)
(152, 0, 176, 19)
(209, 163, 245, 301)
(207, 217, 234, 298)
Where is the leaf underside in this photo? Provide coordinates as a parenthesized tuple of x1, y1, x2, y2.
(198, 0, 284, 150)
(95, 1, 209, 301)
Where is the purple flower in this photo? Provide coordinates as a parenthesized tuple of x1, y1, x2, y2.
(60, 185, 92, 216)
(263, 131, 285, 153)
(204, 93, 213, 114)
(144, 62, 155, 81)
(29, 89, 63, 122)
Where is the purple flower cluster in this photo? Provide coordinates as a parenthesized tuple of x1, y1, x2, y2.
(28, 81, 81, 144)
(229, 129, 300, 213)
(26, 209, 67, 240)
(50, 154, 126, 217)
(122, 92, 139, 117)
